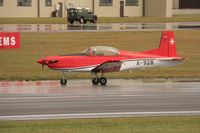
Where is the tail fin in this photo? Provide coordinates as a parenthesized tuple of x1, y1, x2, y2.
(159, 31, 177, 57)
(142, 31, 178, 57)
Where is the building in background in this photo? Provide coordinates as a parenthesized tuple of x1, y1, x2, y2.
(0, 0, 199, 18)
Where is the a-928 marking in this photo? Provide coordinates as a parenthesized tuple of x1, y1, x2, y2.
(136, 60, 154, 66)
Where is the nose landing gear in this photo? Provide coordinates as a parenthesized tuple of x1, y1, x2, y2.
(60, 72, 67, 86)
(60, 78, 67, 86)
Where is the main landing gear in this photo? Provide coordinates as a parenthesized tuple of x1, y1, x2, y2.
(92, 77, 107, 85)
(91, 72, 107, 86)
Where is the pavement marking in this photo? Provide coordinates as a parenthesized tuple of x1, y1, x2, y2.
(0, 93, 197, 101)
(1, 111, 200, 121)
(0, 94, 144, 100)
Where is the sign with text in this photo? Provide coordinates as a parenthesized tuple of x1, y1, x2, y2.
(0, 32, 20, 49)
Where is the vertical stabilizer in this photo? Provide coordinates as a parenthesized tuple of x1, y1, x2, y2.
(142, 31, 178, 57)
(159, 31, 177, 57)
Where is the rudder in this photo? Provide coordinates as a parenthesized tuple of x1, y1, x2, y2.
(159, 31, 177, 57)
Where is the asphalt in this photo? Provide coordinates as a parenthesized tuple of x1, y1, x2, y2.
(0, 79, 200, 121)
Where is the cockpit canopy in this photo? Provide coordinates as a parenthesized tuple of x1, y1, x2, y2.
(82, 46, 119, 56)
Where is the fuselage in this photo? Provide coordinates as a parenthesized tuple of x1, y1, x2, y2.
(38, 50, 183, 72)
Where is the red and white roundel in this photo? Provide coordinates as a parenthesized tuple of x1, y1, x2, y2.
(0, 32, 20, 49)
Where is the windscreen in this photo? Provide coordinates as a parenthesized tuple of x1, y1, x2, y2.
(82, 46, 119, 56)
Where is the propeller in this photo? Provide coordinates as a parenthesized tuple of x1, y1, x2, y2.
(40, 46, 44, 58)
(38, 46, 58, 70)
(39, 46, 46, 70)
(42, 59, 45, 69)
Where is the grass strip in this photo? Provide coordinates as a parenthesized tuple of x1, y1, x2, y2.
(0, 116, 200, 133)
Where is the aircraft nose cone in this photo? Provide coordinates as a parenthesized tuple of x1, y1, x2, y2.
(37, 58, 43, 64)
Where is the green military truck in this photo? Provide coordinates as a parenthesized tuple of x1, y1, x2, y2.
(67, 7, 97, 24)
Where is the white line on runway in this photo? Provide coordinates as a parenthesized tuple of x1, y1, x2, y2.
(1, 111, 200, 121)
(0, 94, 143, 100)
(0, 93, 197, 101)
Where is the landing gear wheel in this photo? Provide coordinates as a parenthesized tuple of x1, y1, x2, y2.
(60, 78, 67, 85)
(99, 77, 107, 86)
(92, 77, 99, 85)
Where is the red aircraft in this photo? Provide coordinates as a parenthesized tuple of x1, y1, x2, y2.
(38, 31, 185, 85)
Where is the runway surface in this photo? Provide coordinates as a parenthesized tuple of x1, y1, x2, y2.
(0, 79, 200, 121)
(0, 22, 200, 32)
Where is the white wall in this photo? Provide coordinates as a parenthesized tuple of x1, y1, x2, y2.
(145, 0, 172, 17)
(124, 0, 143, 17)
(40, 0, 54, 17)
(94, 0, 119, 17)
(0, 0, 37, 17)
(0, 0, 145, 18)
(173, 0, 179, 9)
(65, 0, 92, 9)
(95, 0, 143, 17)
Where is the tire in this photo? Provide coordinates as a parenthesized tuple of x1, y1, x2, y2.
(69, 20, 74, 24)
(79, 17, 85, 24)
(92, 17, 97, 23)
(60, 78, 67, 85)
(92, 77, 99, 85)
(83, 20, 87, 24)
(99, 77, 107, 86)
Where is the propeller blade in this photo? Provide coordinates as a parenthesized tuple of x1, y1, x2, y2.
(41, 59, 46, 70)
(40, 46, 44, 58)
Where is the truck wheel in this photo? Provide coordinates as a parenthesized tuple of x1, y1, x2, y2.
(92, 17, 97, 23)
(79, 17, 85, 24)
(69, 20, 74, 24)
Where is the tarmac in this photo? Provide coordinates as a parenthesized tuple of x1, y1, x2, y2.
(0, 79, 200, 121)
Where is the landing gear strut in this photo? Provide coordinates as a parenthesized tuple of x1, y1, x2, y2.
(92, 77, 99, 85)
(60, 72, 67, 86)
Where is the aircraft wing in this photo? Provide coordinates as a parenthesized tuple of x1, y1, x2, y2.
(91, 61, 122, 73)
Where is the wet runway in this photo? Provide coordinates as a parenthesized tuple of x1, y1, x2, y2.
(0, 80, 200, 121)
(0, 22, 200, 32)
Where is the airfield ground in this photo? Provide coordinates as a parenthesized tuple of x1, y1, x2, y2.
(0, 30, 199, 80)
(0, 17, 200, 132)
